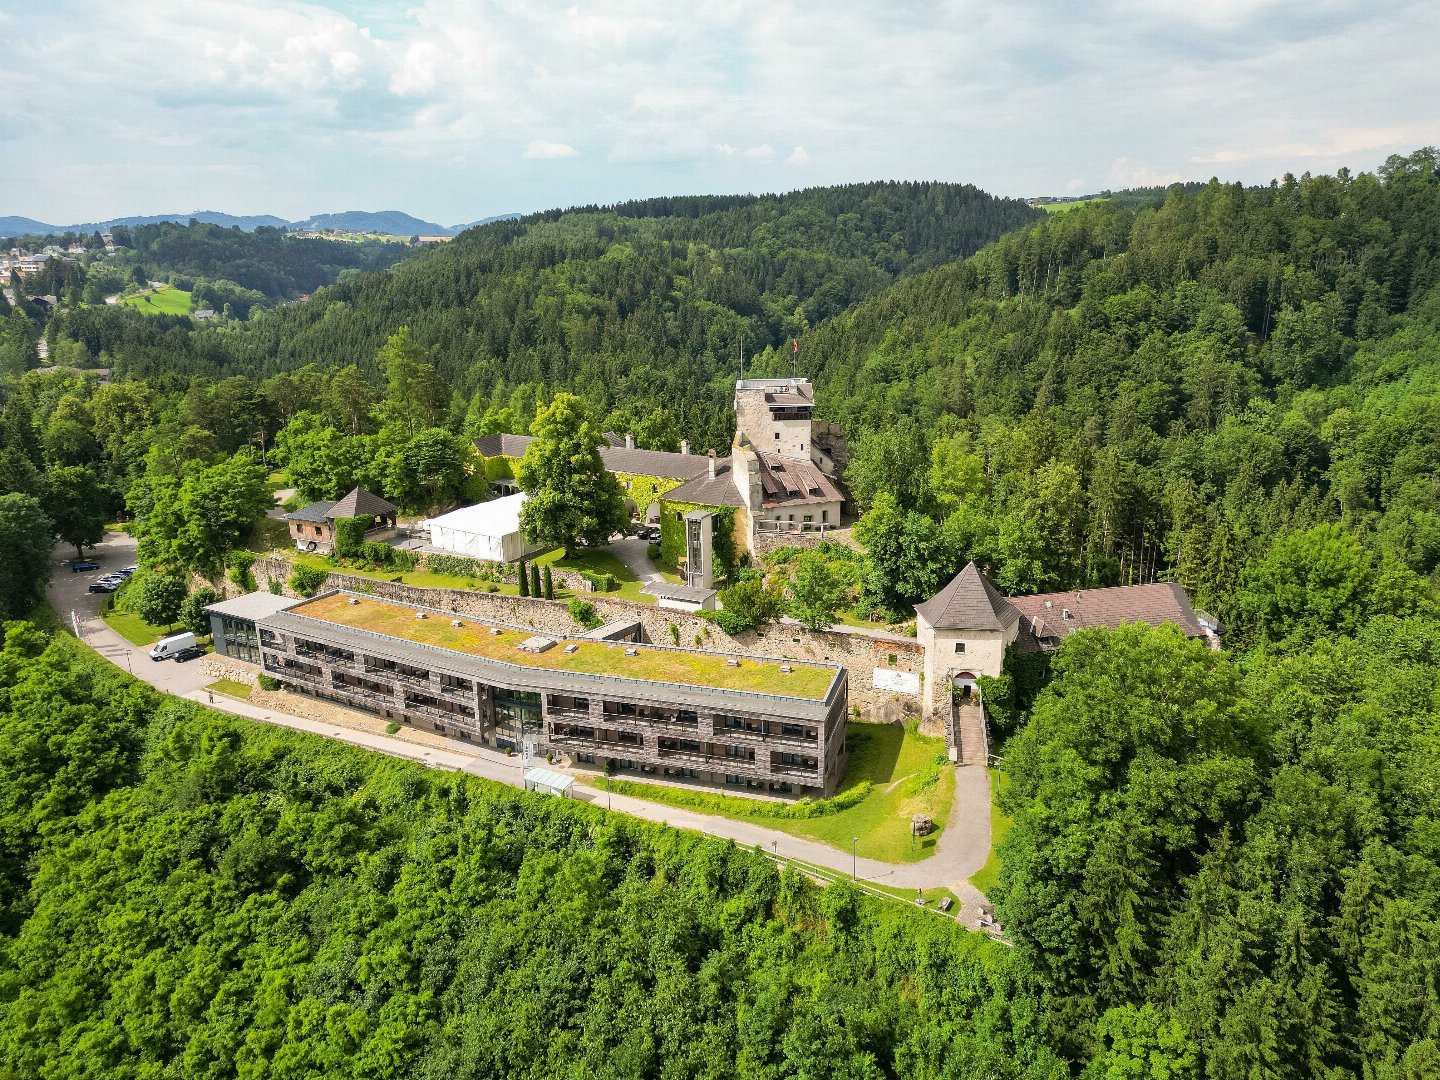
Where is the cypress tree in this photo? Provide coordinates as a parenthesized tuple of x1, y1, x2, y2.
(517, 559, 529, 596)
(530, 563, 543, 597)
(542, 565, 554, 600)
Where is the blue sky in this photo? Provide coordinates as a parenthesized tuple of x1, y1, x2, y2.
(1, 0, 1435, 225)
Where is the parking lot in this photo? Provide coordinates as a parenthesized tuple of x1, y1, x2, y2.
(47, 530, 214, 697)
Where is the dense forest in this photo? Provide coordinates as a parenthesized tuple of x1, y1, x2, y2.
(4, 159, 1440, 1075)
(35, 183, 1040, 448)
(0, 630, 1057, 1079)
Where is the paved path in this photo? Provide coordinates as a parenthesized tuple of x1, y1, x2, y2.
(47, 531, 994, 909)
(607, 534, 666, 585)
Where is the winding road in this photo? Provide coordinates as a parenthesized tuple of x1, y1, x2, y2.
(48, 530, 995, 923)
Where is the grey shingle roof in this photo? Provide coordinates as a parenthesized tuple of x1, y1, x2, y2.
(664, 459, 747, 506)
(284, 499, 337, 523)
(472, 434, 715, 482)
(915, 562, 1022, 631)
(205, 591, 303, 621)
(329, 487, 398, 520)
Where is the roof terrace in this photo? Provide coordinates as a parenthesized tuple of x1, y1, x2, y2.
(280, 592, 839, 701)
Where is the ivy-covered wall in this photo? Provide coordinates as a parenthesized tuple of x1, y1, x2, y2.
(614, 471, 686, 516)
(659, 503, 742, 581)
(479, 454, 520, 482)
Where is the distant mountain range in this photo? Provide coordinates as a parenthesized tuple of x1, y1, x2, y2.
(0, 209, 522, 239)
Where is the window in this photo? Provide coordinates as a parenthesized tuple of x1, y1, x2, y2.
(821, 510, 829, 523)
(774, 431, 780, 439)
(954, 642, 966, 654)
(725, 774, 744, 786)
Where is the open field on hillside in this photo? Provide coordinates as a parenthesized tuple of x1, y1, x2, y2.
(122, 285, 192, 315)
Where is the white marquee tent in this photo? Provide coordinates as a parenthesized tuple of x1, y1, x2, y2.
(424, 492, 537, 562)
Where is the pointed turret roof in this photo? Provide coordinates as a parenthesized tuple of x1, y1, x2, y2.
(915, 562, 1021, 632)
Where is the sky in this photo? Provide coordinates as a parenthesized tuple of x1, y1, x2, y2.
(1, 0, 1436, 226)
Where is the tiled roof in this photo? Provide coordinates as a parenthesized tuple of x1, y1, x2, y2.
(756, 453, 842, 506)
(473, 432, 535, 458)
(664, 459, 747, 507)
(1010, 582, 1208, 648)
(329, 487, 398, 519)
(915, 562, 1022, 632)
(472, 433, 714, 481)
(284, 499, 337, 523)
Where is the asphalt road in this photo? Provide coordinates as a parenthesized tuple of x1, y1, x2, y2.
(47, 530, 993, 909)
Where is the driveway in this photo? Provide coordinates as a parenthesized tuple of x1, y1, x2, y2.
(607, 534, 666, 585)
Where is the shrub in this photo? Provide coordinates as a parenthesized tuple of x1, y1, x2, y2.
(530, 563, 543, 597)
(257, 674, 280, 691)
(267, 577, 283, 595)
(568, 598, 602, 630)
(386, 721, 401, 734)
(647, 543, 662, 560)
(579, 569, 616, 592)
(596, 778, 874, 819)
(333, 516, 368, 558)
(716, 577, 783, 632)
(289, 565, 328, 597)
(518, 559, 529, 596)
(424, 552, 487, 578)
(542, 565, 554, 600)
(700, 608, 752, 636)
(226, 550, 257, 592)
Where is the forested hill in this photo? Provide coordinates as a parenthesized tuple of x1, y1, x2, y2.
(757, 150, 1440, 632)
(61, 182, 1038, 447)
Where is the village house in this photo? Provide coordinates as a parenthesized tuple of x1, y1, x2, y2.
(283, 487, 398, 553)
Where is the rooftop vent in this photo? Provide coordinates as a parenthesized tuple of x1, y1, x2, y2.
(518, 636, 557, 654)
(451, 619, 463, 627)
(1044, 600, 1053, 609)
(415, 612, 427, 620)
(624, 647, 638, 656)
(563, 643, 579, 654)
(348, 597, 360, 605)
(780, 664, 793, 673)
(488, 627, 502, 636)
(726, 658, 739, 668)
(1062, 608, 1073, 620)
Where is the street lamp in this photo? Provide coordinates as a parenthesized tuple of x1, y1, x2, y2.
(852, 837, 858, 881)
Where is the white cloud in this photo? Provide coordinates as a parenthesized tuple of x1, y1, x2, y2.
(524, 139, 580, 160)
(2, 0, 1438, 223)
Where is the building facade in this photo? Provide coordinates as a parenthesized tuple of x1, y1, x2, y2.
(283, 487, 398, 553)
(250, 590, 849, 798)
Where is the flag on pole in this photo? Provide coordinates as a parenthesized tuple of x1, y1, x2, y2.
(792, 338, 799, 354)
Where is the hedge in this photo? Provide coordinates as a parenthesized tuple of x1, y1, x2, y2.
(289, 565, 329, 598)
(333, 517, 369, 558)
(595, 778, 874, 819)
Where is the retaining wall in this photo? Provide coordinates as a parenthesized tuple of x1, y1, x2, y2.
(247, 555, 925, 716)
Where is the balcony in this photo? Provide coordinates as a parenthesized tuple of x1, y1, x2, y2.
(546, 706, 592, 724)
(713, 721, 817, 747)
(770, 759, 820, 777)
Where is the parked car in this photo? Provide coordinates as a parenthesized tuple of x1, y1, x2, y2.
(643, 527, 662, 543)
(87, 580, 119, 593)
(172, 646, 205, 663)
(150, 632, 197, 661)
(71, 560, 100, 572)
(117, 566, 137, 577)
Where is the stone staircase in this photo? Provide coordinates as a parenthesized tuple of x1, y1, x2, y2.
(953, 703, 988, 765)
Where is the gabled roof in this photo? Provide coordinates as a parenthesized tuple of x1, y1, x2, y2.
(755, 453, 842, 506)
(915, 562, 1021, 632)
(284, 499, 337, 523)
(329, 487, 398, 520)
(664, 458, 747, 507)
(472, 433, 714, 482)
(1010, 582, 1208, 648)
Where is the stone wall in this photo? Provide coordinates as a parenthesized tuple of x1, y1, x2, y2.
(199, 655, 261, 685)
(247, 555, 925, 717)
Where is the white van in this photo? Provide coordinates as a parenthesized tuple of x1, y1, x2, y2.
(150, 632, 197, 661)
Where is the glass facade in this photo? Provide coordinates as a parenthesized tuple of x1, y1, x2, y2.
(218, 615, 261, 664)
(493, 687, 542, 748)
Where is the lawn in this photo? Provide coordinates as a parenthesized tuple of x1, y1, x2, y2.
(1037, 196, 1108, 214)
(102, 607, 174, 647)
(122, 285, 193, 316)
(206, 679, 253, 700)
(534, 547, 658, 604)
(291, 590, 838, 699)
(969, 767, 1012, 895)
(597, 720, 957, 864)
(773, 853, 960, 911)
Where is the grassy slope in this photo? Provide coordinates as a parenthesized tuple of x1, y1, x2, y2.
(969, 767, 1012, 895)
(122, 285, 193, 315)
(206, 679, 253, 700)
(598, 721, 956, 864)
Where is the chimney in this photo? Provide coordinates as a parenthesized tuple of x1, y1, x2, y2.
(624, 433, 635, 449)
(680, 439, 690, 455)
(707, 449, 717, 479)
